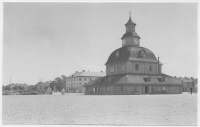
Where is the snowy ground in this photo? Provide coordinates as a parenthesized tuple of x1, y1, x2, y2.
(2, 92, 197, 125)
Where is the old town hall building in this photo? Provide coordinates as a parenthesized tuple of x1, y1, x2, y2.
(84, 14, 183, 95)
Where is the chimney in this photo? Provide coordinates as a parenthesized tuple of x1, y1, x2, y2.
(101, 71, 103, 72)
(83, 70, 85, 72)
(76, 71, 78, 73)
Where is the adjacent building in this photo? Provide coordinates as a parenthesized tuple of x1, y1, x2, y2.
(176, 77, 198, 92)
(66, 70, 106, 93)
(84, 14, 183, 95)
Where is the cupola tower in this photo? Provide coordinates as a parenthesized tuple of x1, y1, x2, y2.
(121, 12, 141, 47)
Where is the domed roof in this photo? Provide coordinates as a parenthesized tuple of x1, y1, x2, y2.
(105, 46, 158, 65)
(121, 32, 141, 39)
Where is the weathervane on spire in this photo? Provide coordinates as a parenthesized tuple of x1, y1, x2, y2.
(129, 11, 132, 18)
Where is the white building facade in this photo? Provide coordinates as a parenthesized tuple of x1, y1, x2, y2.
(66, 70, 106, 93)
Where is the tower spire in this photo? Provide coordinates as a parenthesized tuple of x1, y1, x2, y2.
(129, 11, 132, 18)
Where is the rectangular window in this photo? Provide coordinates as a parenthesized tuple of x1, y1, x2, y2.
(90, 78, 92, 81)
(135, 86, 138, 92)
(109, 77, 115, 82)
(84, 78, 87, 81)
(121, 64, 124, 71)
(77, 78, 78, 81)
(111, 67, 114, 73)
(163, 86, 168, 90)
(79, 78, 81, 81)
(149, 65, 153, 72)
(121, 86, 123, 91)
(107, 87, 109, 91)
(135, 64, 139, 71)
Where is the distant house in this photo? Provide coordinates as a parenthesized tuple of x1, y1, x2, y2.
(177, 77, 198, 92)
(36, 81, 52, 91)
(194, 79, 198, 91)
(66, 70, 106, 93)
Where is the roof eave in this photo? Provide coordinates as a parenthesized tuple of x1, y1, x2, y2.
(121, 35, 141, 40)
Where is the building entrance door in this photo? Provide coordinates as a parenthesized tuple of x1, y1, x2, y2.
(145, 86, 149, 94)
(95, 87, 99, 94)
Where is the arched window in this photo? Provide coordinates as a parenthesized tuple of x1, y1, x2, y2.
(137, 49, 146, 58)
(116, 51, 119, 57)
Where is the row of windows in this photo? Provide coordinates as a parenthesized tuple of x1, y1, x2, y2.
(110, 64, 153, 73)
(120, 86, 139, 91)
(126, 26, 134, 31)
(111, 65, 125, 73)
(66, 82, 88, 85)
(103, 86, 139, 92)
(67, 82, 82, 85)
(135, 64, 153, 71)
(67, 78, 93, 82)
(66, 82, 87, 87)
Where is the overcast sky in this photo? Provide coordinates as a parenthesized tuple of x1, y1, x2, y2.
(3, 2, 197, 85)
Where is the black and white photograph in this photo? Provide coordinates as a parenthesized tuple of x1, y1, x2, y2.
(2, 2, 198, 126)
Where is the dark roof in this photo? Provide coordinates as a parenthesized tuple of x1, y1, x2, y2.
(84, 74, 182, 87)
(105, 46, 158, 65)
(125, 17, 136, 26)
(68, 72, 106, 77)
(121, 32, 140, 39)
